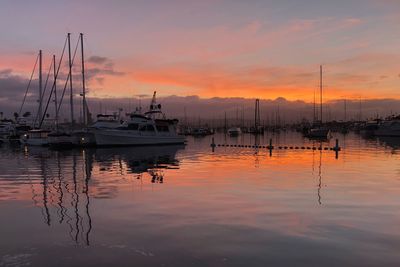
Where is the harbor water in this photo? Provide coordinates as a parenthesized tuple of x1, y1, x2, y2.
(0, 132, 399, 266)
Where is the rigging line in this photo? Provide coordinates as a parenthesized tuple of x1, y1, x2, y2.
(38, 38, 68, 128)
(57, 36, 80, 115)
(39, 57, 56, 128)
(34, 57, 54, 127)
(19, 53, 39, 116)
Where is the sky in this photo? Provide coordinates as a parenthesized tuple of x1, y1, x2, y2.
(0, 0, 400, 119)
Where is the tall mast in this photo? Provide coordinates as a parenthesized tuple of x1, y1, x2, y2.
(53, 55, 58, 130)
(224, 111, 227, 132)
(320, 65, 323, 123)
(38, 50, 43, 127)
(80, 33, 87, 126)
(313, 88, 316, 122)
(254, 99, 258, 131)
(184, 106, 187, 125)
(344, 99, 347, 122)
(67, 33, 75, 128)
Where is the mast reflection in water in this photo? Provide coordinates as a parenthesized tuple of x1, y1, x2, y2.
(1, 133, 400, 267)
(0, 145, 182, 247)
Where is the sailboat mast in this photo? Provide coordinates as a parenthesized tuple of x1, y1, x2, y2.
(313, 88, 316, 122)
(38, 50, 43, 127)
(224, 111, 227, 132)
(67, 33, 75, 128)
(53, 55, 58, 130)
(320, 65, 323, 123)
(254, 100, 257, 129)
(80, 33, 87, 126)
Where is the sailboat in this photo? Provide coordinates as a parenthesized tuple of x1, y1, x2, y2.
(48, 33, 75, 148)
(21, 50, 51, 146)
(94, 92, 185, 146)
(307, 65, 331, 139)
(227, 127, 241, 136)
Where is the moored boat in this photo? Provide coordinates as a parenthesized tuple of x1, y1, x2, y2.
(48, 131, 73, 148)
(374, 119, 400, 137)
(21, 129, 50, 146)
(307, 126, 331, 139)
(227, 127, 241, 137)
(94, 92, 185, 146)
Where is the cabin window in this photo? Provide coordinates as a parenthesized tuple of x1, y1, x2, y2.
(139, 125, 146, 131)
(128, 123, 139, 130)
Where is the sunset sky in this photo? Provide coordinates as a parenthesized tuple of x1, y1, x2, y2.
(0, 0, 400, 104)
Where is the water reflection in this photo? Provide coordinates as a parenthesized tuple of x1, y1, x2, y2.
(1, 133, 400, 266)
(0, 145, 183, 246)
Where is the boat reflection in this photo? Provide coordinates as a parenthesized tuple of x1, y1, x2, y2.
(377, 136, 400, 150)
(93, 145, 182, 177)
(311, 142, 324, 205)
(19, 145, 183, 246)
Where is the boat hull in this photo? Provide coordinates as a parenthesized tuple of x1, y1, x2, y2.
(94, 130, 186, 146)
(21, 138, 49, 146)
(374, 129, 400, 137)
(48, 134, 73, 148)
(72, 131, 96, 146)
(307, 128, 331, 139)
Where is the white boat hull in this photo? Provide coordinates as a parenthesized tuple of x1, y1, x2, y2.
(94, 130, 185, 146)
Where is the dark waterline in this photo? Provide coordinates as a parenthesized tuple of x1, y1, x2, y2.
(0, 132, 399, 266)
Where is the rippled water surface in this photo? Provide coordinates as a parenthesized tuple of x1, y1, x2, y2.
(0, 132, 399, 267)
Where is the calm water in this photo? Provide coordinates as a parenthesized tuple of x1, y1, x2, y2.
(0, 132, 399, 267)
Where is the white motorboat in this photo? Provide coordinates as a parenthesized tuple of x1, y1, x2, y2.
(91, 114, 122, 129)
(71, 113, 124, 146)
(94, 92, 185, 146)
